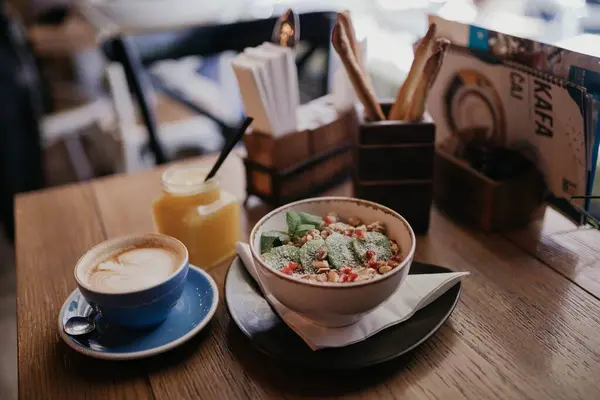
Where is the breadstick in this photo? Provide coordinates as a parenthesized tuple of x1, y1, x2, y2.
(405, 39, 449, 121)
(332, 21, 385, 121)
(388, 23, 437, 121)
(337, 12, 371, 82)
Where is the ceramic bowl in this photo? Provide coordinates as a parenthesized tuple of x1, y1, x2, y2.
(250, 197, 415, 327)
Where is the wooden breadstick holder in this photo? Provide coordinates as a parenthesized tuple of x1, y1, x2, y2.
(243, 108, 359, 206)
(433, 149, 545, 231)
(352, 102, 435, 234)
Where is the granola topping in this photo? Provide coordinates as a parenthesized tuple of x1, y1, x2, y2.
(260, 211, 403, 284)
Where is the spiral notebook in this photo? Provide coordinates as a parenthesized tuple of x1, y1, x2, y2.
(428, 45, 590, 219)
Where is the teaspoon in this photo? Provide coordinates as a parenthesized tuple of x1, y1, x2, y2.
(64, 307, 98, 336)
(271, 9, 300, 49)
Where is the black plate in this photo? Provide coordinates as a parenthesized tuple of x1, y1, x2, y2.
(225, 257, 462, 370)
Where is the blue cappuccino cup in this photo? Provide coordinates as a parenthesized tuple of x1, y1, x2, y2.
(74, 233, 189, 329)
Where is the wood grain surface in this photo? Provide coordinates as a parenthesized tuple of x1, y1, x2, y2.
(15, 184, 153, 399)
(15, 155, 600, 399)
(502, 207, 600, 298)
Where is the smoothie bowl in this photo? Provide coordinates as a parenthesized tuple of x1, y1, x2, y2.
(249, 197, 415, 327)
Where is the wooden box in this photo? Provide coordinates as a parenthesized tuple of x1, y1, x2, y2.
(244, 129, 310, 169)
(352, 102, 435, 234)
(244, 109, 358, 206)
(433, 149, 545, 231)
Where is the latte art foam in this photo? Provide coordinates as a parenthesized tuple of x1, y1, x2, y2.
(86, 247, 180, 293)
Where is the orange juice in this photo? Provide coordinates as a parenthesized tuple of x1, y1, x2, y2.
(152, 166, 241, 269)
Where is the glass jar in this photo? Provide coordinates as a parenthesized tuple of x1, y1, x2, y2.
(152, 165, 241, 269)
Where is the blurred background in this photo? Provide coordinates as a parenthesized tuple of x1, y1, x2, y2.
(1, 0, 599, 398)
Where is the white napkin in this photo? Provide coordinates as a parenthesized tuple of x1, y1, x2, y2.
(232, 42, 299, 136)
(236, 243, 469, 351)
(296, 95, 339, 131)
(231, 57, 275, 134)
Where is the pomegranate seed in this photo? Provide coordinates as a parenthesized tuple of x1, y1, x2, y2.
(281, 266, 293, 275)
(343, 230, 353, 237)
(355, 230, 365, 239)
(287, 262, 300, 271)
(340, 273, 348, 282)
(367, 260, 378, 269)
(348, 272, 358, 282)
(324, 216, 334, 225)
(365, 250, 376, 260)
(341, 266, 352, 274)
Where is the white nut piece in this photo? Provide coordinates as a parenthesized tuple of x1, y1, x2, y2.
(317, 267, 331, 274)
(367, 221, 385, 233)
(347, 216, 362, 227)
(316, 247, 328, 261)
(325, 212, 339, 223)
(316, 274, 328, 282)
(357, 267, 372, 277)
(378, 265, 392, 274)
(309, 229, 321, 237)
(327, 270, 339, 282)
(312, 260, 329, 270)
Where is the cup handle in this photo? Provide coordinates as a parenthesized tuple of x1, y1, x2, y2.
(88, 301, 102, 321)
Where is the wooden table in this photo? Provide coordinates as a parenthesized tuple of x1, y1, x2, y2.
(15, 154, 600, 399)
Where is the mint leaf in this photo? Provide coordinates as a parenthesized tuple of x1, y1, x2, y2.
(299, 238, 326, 272)
(351, 231, 391, 261)
(298, 212, 323, 228)
(326, 232, 361, 269)
(295, 224, 316, 237)
(260, 231, 290, 253)
(262, 245, 301, 270)
(286, 211, 302, 235)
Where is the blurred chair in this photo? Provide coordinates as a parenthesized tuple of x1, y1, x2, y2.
(104, 62, 224, 172)
(40, 98, 115, 181)
(100, 11, 336, 166)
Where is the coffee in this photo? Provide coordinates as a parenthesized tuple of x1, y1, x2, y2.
(84, 243, 182, 293)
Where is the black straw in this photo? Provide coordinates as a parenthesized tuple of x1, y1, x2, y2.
(205, 116, 253, 182)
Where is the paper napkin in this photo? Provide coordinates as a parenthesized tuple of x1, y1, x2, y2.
(236, 242, 469, 351)
(244, 46, 292, 134)
(231, 56, 275, 134)
(296, 95, 339, 131)
(233, 42, 299, 136)
(260, 42, 299, 118)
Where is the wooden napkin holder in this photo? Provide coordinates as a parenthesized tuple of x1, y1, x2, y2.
(433, 149, 545, 231)
(352, 102, 435, 234)
(243, 109, 359, 206)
